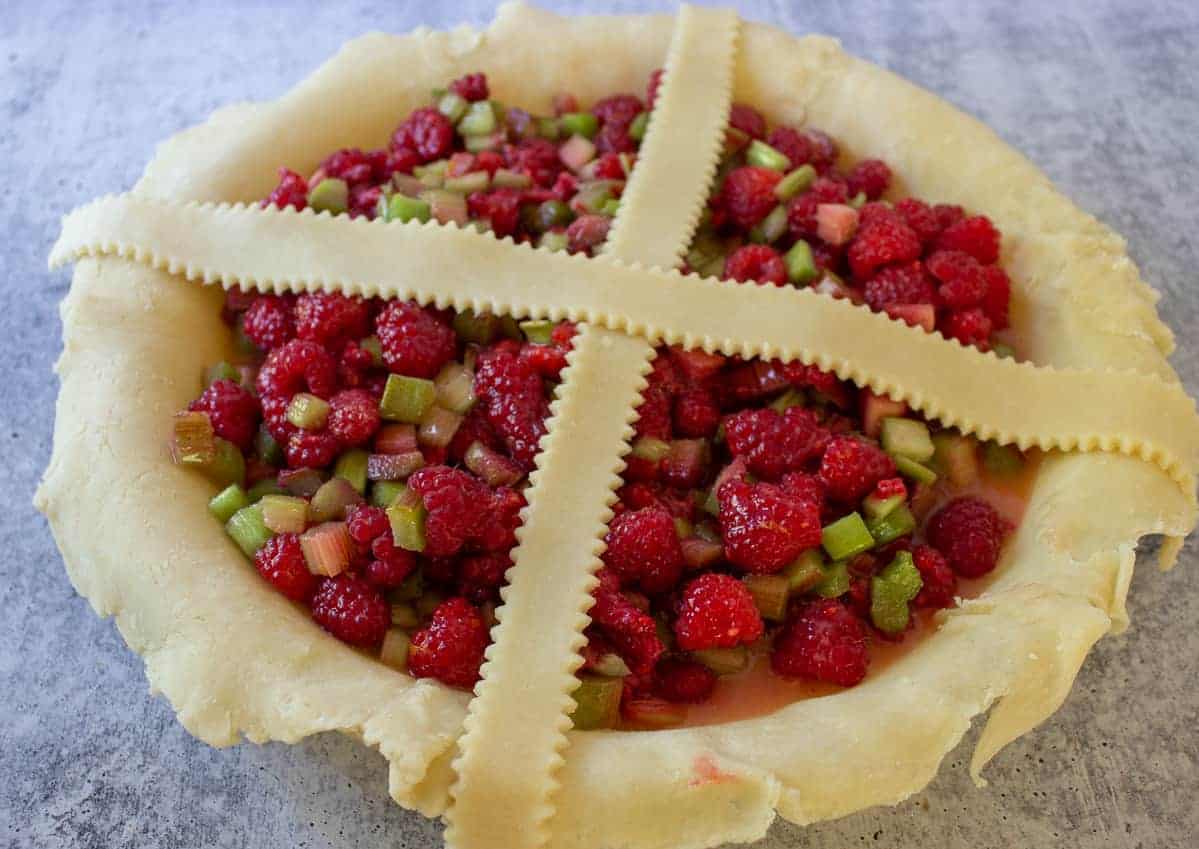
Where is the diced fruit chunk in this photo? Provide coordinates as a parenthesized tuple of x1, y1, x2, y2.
(880, 417, 934, 462)
(691, 645, 749, 675)
(380, 374, 437, 423)
(333, 449, 369, 494)
(308, 477, 364, 523)
(226, 504, 274, 558)
(380, 629, 411, 671)
(931, 431, 980, 486)
(870, 551, 923, 634)
(743, 574, 790, 621)
(387, 489, 428, 553)
(866, 503, 916, 545)
(260, 494, 309, 534)
(821, 512, 874, 560)
(571, 674, 623, 730)
(300, 521, 355, 577)
(209, 484, 250, 524)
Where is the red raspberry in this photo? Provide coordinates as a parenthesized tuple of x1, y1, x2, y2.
(407, 465, 490, 557)
(655, 658, 717, 703)
(447, 406, 503, 463)
(719, 166, 783, 231)
(242, 295, 295, 350)
(320, 148, 386, 185)
(941, 309, 993, 348)
(595, 122, 636, 155)
(519, 342, 569, 378)
(375, 301, 456, 379)
(467, 188, 522, 238)
(565, 214, 611, 254)
(189, 378, 260, 451)
(253, 533, 317, 602)
(927, 250, 987, 310)
(771, 598, 869, 686)
(673, 386, 720, 438)
(590, 568, 664, 675)
(603, 508, 684, 595)
(847, 216, 921, 280)
(264, 167, 308, 211)
(936, 214, 1000, 264)
(616, 482, 696, 522)
(285, 429, 340, 469)
(926, 497, 1007, 578)
(474, 348, 550, 469)
(718, 478, 823, 573)
(785, 177, 849, 238)
(346, 504, 390, 545)
(873, 476, 907, 500)
(894, 197, 941, 245)
(912, 544, 957, 609)
(364, 543, 416, 589)
(632, 383, 673, 442)
(591, 152, 627, 180)
(805, 128, 840, 171)
(980, 265, 1011, 330)
(818, 435, 896, 503)
(391, 107, 453, 163)
(723, 406, 830, 480)
(846, 159, 891, 200)
(327, 389, 380, 447)
(766, 126, 815, 169)
(310, 574, 389, 647)
(471, 486, 526, 553)
(449, 72, 489, 102)
(294, 292, 370, 349)
(728, 103, 766, 139)
(256, 339, 338, 399)
(409, 597, 489, 689)
(592, 93, 644, 130)
(857, 201, 901, 231)
(863, 261, 936, 312)
(551, 321, 578, 348)
(503, 137, 562, 187)
(457, 551, 511, 603)
(674, 573, 764, 650)
(723, 244, 787, 285)
(646, 69, 665, 108)
(934, 203, 966, 230)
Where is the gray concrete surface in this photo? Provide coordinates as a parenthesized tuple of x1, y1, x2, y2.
(3, 1, 1198, 847)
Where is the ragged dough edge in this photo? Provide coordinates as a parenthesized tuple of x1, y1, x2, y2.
(36, 4, 1199, 849)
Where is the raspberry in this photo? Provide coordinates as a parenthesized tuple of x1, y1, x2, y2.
(590, 568, 665, 675)
(595, 122, 637, 155)
(857, 201, 901, 231)
(474, 348, 550, 469)
(407, 465, 490, 557)
(310, 574, 390, 647)
(723, 406, 830, 480)
(189, 379, 260, 451)
(728, 103, 766, 139)
(264, 167, 308, 211)
(941, 309, 993, 348)
(471, 486, 525, 552)
(719, 167, 783, 231)
(847, 216, 921, 280)
(503, 137, 562, 187)
(873, 477, 907, 500)
(256, 339, 338, 400)
(457, 551, 511, 603)
(818, 435, 896, 503)
(894, 197, 941, 245)
(771, 598, 869, 686)
(980, 265, 1011, 330)
(632, 383, 673, 441)
(242, 295, 295, 350)
(364, 545, 416, 589)
(591, 152, 627, 180)
(766, 126, 815, 169)
(925, 497, 1007, 578)
(253, 533, 317, 602)
(592, 93, 644, 130)
(934, 203, 966, 230)
(409, 597, 489, 689)
(785, 177, 849, 238)
(912, 544, 957, 609)
(674, 573, 764, 650)
(863, 261, 936, 312)
(294, 292, 370, 349)
(327, 389, 380, 447)
(603, 507, 684, 594)
(467, 188, 522, 237)
(375, 301, 457, 379)
(448, 406, 503, 463)
(927, 250, 987, 310)
(646, 69, 665, 108)
(449, 72, 489, 102)
(673, 386, 720, 438)
(565, 214, 611, 254)
(346, 504, 390, 545)
(655, 658, 717, 703)
(723, 244, 787, 285)
(616, 481, 696, 522)
(804, 129, 840, 171)
(387, 147, 421, 177)
(391, 107, 454, 163)
(285, 429, 340, 469)
(718, 478, 823, 573)
(936, 215, 1000, 264)
(846, 159, 891, 200)
(519, 342, 569, 378)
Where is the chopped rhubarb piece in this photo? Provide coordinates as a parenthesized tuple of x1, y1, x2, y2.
(172, 411, 215, 465)
(333, 449, 369, 494)
(572, 674, 623, 730)
(367, 451, 425, 481)
(379, 374, 436, 423)
(203, 438, 247, 489)
(278, 467, 325, 498)
(390, 602, 420, 629)
(559, 134, 597, 171)
(286, 393, 330, 430)
(433, 363, 476, 414)
(821, 512, 874, 561)
(387, 488, 428, 553)
(783, 549, 826, 593)
(300, 521, 355, 577)
(774, 164, 816, 201)
(591, 653, 631, 678)
(690, 646, 748, 675)
(209, 484, 250, 524)
(743, 574, 790, 621)
(421, 189, 469, 226)
(370, 480, 407, 509)
(860, 391, 908, 438)
(815, 560, 851, 598)
(226, 504, 273, 558)
(870, 551, 923, 634)
(631, 436, 671, 463)
(815, 203, 859, 246)
(746, 139, 791, 172)
(308, 477, 363, 523)
(623, 697, 686, 729)
(383, 193, 431, 224)
(559, 111, 598, 138)
(307, 178, 348, 214)
(866, 503, 916, 546)
(880, 417, 935, 462)
(374, 423, 419, 455)
(463, 441, 525, 487)
(680, 537, 724, 571)
(418, 406, 463, 448)
(886, 303, 937, 332)
(894, 455, 938, 485)
(931, 431, 980, 486)
(380, 629, 411, 672)
(260, 494, 309, 534)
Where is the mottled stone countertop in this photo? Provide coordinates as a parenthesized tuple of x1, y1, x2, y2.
(2, 1, 1197, 847)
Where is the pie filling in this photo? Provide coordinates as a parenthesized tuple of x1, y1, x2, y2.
(170, 71, 1024, 729)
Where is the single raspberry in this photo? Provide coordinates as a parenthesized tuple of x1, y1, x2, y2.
(466, 188, 522, 237)
(264, 167, 308, 211)
(766, 126, 815, 169)
(294, 292, 370, 349)
(674, 573, 764, 650)
(457, 551, 512, 603)
(409, 597, 489, 689)
(503, 137, 562, 187)
(375, 301, 457, 379)
(519, 342, 569, 378)
(346, 504, 390, 545)
(386, 147, 421, 177)
(873, 476, 907, 500)
(633, 384, 673, 441)
(805, 128, 840, 171)
(256, 338, 338, 400)
(327, 389, 380, 447)
(408, 465, 490, 557)
(646, 69, 665, 108)
(936, 214, 1000, 264)
(253, 533, 317, 602)
(818, 435, 896, 503)
(320, 148, 387, 185)
(718, 478, 823, 573)
(710, 360, 790, 406)
(846, 159, 892, 200)
(847, 216, 921, 280)
(595, 122, 637, 155)
(590, 568, 665, 675)
(934, 203, 966, 230)
(927, 250, 987, 310)
(474, 347, 550, 469)
(655, 658, 717, 703)
(592, 152, 627, 180)
(189, 379, 260, 451)
(723, 406, 830, 480)
(926, 497, 1007, 578)
(782, 362, 853, 408)
(673, 386, 720, 438)
(912, 544, 957, 609)
(603, 507, 684, 594)
(719, 166, 783, 231)
(364, 546, 416, 589)
(391, 107, 454, 163)
(310, 574, 389, 647)
(471, 486, 526, 553)
(857, 201, 901, 231)
(771, 598, 869, 686)
(723, 244, 787, 285)
(242, 295, 295, 350)
(980, 265, 1011, 330)
(893, 197, 941, 245)
(785, 177, 850, 238)
(728, 103, 766, 139)
(616, 481, 696, 522)
(592, 93, 644, 130)
(285, 429, 341, 469)
(449, 72, 489, 102)
(565, 214, 611, 254)
(863, 261, 936, 312)
(941, 309, 993, 348)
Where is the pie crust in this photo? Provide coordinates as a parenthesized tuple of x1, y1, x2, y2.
(39, 4, 1199, 849)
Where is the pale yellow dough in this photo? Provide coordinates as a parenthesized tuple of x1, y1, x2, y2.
(37, 4, 1199, 849)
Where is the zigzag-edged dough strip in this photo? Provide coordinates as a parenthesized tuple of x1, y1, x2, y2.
(443, 8, 740, 849)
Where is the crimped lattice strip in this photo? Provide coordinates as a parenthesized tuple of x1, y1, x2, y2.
(444, 7, 740, 849)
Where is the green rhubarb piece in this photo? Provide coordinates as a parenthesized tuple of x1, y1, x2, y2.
(371, 480, 408, 509)
(202, 438, 247, 489)
(983, 442, 1024, 476)
(286, 393, 330, 430)
(749, 204, 788, 244)
(385, 193, 431, 224)
(821, 512, 874, 560)
(437, 91, 469, 124)
(571, 674, 623, 730)
(497, 315, 523, 340)
(535, 116, 561, 140)
(333, 449, 369, 495)
(387, 491, 428, 553)
(379, 374, 436, 423)
(359, 335, 383, 367)
(992, 343, 1016, 360)
(225, 504, 273, 558)
(743, 574, 790, 622)
(701, 488, 720, 517)
(784, 239, 818, 284)
(259, 494, 309, 534)
(458, 100, 498, 135)
(866, 503, 916, 546)
(746, 139, 791, 172)
(815, 560, 851, 599)
(465, 132, 504, 154)
(691, 646, 748, 675)
(254, 426, 283, 466)
(880, 417, 935, 462)
(208, 484, 250, 524)
(390, 569, 424, 602)
(492, 168, 533, 189)
(246, 477, 285, 503)
(862, 491, 905, 521)
(774, 164, 816, 201)
(233, 323, 258, 357)
(434, 363, 476, 414)
(519, 319, 554, 345)
(572, 181, 613, 214)
(783, 549, 826, 593)
(308, 477, 362, 522)
(673, 517, 693, 539)
(931, 432, 979, 486)
(415, 590, 445, 619)
(870, 551, 923, 634)
(849, 191, 868, 210)
(631, 436, 671, 463)
(307, 178, 348, 215)
(534, 199, 572, 231)
(452, 309, 498, 345)
(444, 171, 490, 194)
(380, 629, 411, 672)
(894, 455, 938, 485)
(205, 360, 240, 386)
(600, 197, 621, 217)
(390, 602, 420, 629)
(628, 111, 649, 141)
(592, 653, 632, 678)
(538, 231, 569, 252)
(559, 111, 598, 139)
(768, 389, 804, 412)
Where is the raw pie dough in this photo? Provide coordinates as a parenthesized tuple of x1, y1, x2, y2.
(38, 4, 1199, 849)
